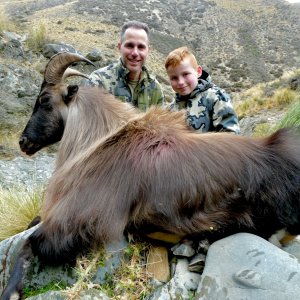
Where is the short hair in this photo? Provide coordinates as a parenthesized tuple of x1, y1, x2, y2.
(120, 20, 150, 43)
(165, 46, 198, 71)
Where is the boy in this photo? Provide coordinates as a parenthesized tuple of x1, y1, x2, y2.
(165, 47, 240, 134)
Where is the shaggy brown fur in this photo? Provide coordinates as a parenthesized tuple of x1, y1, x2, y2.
(3, 60, 300, 299)
(31, 93, 300, 264)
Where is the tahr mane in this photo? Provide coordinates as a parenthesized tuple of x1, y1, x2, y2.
(56, 86, 139, 167)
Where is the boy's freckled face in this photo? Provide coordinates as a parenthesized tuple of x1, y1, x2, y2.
(167, 58, 201, 96)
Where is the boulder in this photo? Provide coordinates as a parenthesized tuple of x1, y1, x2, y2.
(196, 233, 300, 300)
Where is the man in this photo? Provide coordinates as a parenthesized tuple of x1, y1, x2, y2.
(85, 20, 164, 110)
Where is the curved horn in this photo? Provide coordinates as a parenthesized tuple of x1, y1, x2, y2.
(62, 68, 89, 81)
(44, 51, 95, 84)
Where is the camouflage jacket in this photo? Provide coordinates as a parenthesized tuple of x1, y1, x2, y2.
(85, 59, 164, 111)
(170, 71, 240, 134)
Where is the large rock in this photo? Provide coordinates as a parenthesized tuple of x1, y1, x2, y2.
(196, 233, 300, 300)
(0, 227, 127, 298)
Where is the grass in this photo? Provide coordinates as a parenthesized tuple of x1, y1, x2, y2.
(64, 242, 153, 300)
(0, 10, 16, 33)
(26, 22, 49, 52)
(274, 100, 300, 129)
(0, 185, 44, 241)
(23, 282, 68, 299)
(234, 72, 299, 119)
(251, 98, 300, 137)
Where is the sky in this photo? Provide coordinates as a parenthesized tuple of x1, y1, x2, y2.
(286, 0, 300, 3)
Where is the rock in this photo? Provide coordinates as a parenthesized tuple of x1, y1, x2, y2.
(0, 228, 126, 298)
(0, 225, 38, 294)
(188, 253, 206, 273)
(289, 78, 299, 90)
(196, 233, 300, 300)
(86, 48, 103, 62)
(0, 153, 55, 190)
(42, 43, 79, 58)
(146, 246, 170, 283)
(93, 236, 128, 284)
(148, 258, 201, 299)
(26, 288, 109, 299)
(282, 235, 300, 260)
(171, 241, 195, 257)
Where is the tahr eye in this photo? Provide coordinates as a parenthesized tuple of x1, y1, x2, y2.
(39, 95, 52, 110)
(40, 95, 51, 105)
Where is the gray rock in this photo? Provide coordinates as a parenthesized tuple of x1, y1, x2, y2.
(42, 43, 79, 58)
(148, 258, 201, 300)
(196, 233, 300, 300)
(0, 227, 126, 298)
(171, 242, 195, 257)
(86, 48, 103, 62)
(188, 253, 206, 273)
(0, 225, 38, 294)
(0, 153, 55, 190)
(26, 288, 109, 299)
(282, 235, 300, 260)
(93, 236, 128, 284)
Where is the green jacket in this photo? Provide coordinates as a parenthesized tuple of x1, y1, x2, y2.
(85, 59, 164, 111)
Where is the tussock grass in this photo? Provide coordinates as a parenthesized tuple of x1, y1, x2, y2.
(235, 84, 298, 118)
(274, 100, 300, 129)
(0, 185, 44, 241)
(0, 11, 16, 33)
(252, 98, 300, 137)
(26, 23, 49, 52)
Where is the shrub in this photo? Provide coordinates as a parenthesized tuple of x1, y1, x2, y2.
(26, 23, 49, 52)
(0, 11, 15, 33)
(0, 186, 44, 240)
(273, 88, 297, 107)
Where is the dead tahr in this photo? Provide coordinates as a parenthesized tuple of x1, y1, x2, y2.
(2, 52, 300, 299)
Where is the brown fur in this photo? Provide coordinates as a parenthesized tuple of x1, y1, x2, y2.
(3, 81, 300, 300)
(35, 89, 300, 262)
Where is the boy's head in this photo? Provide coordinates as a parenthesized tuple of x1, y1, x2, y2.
(165, 47, 202, 96)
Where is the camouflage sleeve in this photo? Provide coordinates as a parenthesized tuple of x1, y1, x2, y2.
(212, 88, 241, 134)
(168, 97, 178, 111)
(151, 80, 165, 106)
(81, 70, 106, 88)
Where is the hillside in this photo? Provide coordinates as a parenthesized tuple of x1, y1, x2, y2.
(1, 0, 300, 91)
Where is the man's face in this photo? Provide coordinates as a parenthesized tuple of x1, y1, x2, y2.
(118, 28, 149, 80)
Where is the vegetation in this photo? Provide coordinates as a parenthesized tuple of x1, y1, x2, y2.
(0, 10, 16, 33)
(26, 23, 49, 52)
(274, 100, 300, 130)
(0, 185, 44, 240)
(23, 282, 67, 298)
(63, 242, 152, 300)
(234, 69, 300, 119)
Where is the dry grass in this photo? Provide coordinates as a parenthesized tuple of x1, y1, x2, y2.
(0, 10, 16, 33)
(26, 22, 50, 52)
(65, 242, 153, 300)
(234, 71, 299, 118)
(0, 185, 44, 240)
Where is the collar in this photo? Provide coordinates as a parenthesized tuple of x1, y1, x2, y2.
(176, 76, 213, 103)
(117, 58, 154, 83)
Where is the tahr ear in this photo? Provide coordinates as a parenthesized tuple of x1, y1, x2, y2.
(64, 85, 79, 105)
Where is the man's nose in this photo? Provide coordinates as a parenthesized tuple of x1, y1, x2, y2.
(131, 47, 139, 56)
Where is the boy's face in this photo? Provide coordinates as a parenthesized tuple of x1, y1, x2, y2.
(166, 58, 202, 96)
